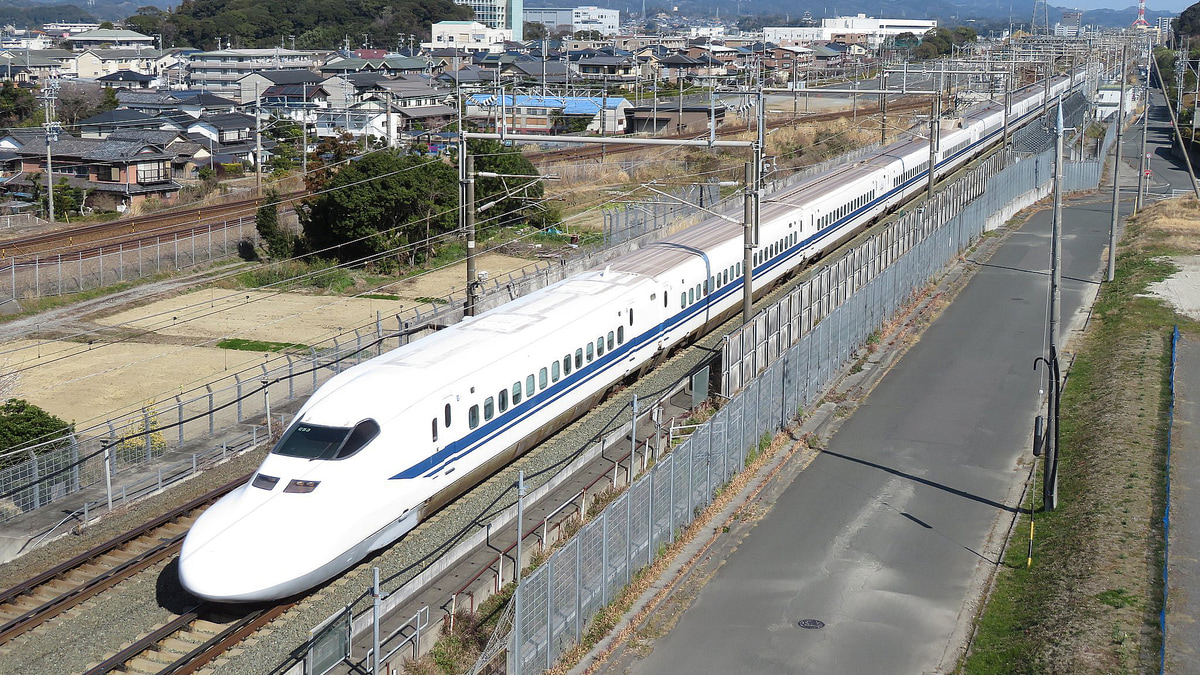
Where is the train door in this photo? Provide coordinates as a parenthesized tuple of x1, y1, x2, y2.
(658, 283, 671, 351)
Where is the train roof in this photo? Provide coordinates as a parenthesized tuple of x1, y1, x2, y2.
(296, 268, 649, 427)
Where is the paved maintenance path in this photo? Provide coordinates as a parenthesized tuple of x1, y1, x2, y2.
(619, 195, 1111, 673)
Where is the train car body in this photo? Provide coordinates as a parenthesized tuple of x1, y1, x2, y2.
(180, 72, 1083, 602)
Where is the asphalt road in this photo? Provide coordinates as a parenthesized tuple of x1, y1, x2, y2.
(623, 177, 1114, 672)
(1128, 86, 1198, 196)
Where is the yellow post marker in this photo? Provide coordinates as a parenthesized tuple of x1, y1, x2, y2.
(1027, 520, 1035, 568)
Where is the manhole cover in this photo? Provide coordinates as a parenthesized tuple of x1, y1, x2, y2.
(797, 619, 825, 630)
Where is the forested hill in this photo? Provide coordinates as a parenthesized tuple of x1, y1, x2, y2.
(128, 0, 472, 50)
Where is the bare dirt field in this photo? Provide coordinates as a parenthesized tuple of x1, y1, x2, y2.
(4, 339, 263, 425)
(0, 252, 535, 425)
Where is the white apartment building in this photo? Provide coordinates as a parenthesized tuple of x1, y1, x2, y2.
(689, 25, 726, 38)
(425, 21, 512, 53)
(455, 0, 523, 40)
(42, 22, 102, 36)
(524, 6, 619, 36)
(186, 49, 328, 95)
(572, 7, 620, 35)
(766, 15, 937, 49)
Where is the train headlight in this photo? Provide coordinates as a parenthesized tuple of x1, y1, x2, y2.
(251, 473, 279, 490)
(284, 479, 321, 494)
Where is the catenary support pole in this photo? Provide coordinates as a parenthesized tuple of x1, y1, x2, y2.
(1109, 43, 1127, 283)
(742, 162, 754, 324)
(465, 152, 477, 316)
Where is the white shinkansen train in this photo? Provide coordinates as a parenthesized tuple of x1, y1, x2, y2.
(180, 71, 1083, 602)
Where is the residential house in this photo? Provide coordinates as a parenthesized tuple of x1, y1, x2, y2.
(78, 109, 162, 138)
(64, 29, 155, 51)
(575, 55, 637, 84)
(184, 113, 273, 166)
(0, 49, 74, 80)
(96, 70, 156, 89)
(186, 49, 330, 96)
(106, 129, 211, 180)
(3, 132, 180, 212)
(320, 55, 434, 77)
(466, 93, 630, 133)
(235, 69, 350, 105)
(75, 48, 162, 79)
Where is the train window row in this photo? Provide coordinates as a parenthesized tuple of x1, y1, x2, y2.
(817, 190, 876, 229)
(941, 140, 969, 160)
(892, 161, 928, 187)
(459, 319, 631, 435)
(680, 263, 743, 309)
(753, 232, 799, 267)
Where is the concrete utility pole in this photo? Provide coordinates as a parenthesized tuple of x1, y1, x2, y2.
(301, 85, 308, 179)
(743, 161, 754, 323)
(879, 67, 887, 144)
(465, 153, 477, 316)
(255, 82, 263, 196)
(927, 92, 939, 200)
(40, 80, 58, 222)
(1109, 43, 1127, 283)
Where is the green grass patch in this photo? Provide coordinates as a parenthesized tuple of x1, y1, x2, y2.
(236, 258, 354, 293)
(216, 338, 307, 352)
(360, 293, 401, 301)
(415, 296, 449, 305)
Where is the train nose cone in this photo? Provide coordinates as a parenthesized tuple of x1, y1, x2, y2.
(179, 488, 320, 603)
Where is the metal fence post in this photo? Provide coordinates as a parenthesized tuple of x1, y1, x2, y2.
(142, 407, 152, 462)
(235, 373, 243, 421)
(546, 554, 554, 670)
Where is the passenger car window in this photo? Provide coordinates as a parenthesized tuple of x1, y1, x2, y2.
(586, 342, 594, 362)
(575, 348, 583, 369)
(617, 326, 624, 344)
(596, 336, 604, 357)
(539, 368, 548, 390)
(499, 389, 508, 412)
(564, 354, 573, 375)
(512, 381, 522, 405)
(552, 361, 560, 382)
(607, 331, 614, 350)
(469, 405, 479, 430)
(484, 397, 494, 420)
(526, 374, 535, 396)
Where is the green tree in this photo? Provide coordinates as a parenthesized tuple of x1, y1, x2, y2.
(0, 82, 36, 127)
(301, 151, 457, 265)
(255, 188, 294, 259)
(0, 399, 73, 469)
(43, 180, 86, 219)
(99, 20, 114, 29)
(468, 138, 555, 231)
(524, 21, 546, 42)
(573, 29, 603, 40)
(915, 42, 939, 60)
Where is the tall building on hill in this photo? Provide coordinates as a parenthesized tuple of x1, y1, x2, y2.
(456, 0, 524, 40)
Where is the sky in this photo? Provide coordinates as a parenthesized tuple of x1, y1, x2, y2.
(1070, 0, 1191, 11)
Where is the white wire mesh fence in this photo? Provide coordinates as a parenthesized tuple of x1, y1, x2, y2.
(499, 125, 1115, 675)
(1, 218, 260, 302)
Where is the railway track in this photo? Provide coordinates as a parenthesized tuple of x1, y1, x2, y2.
(0, 478, 247, 651)
(80, 601, 293, 675)
(526, 97, 927, 164)
(0, 191, 304, 262)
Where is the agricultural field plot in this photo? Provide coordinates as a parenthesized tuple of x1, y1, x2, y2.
(2, 252, 538, 425)
(4, 339, 264, 425)
(91, 252, 533, 345)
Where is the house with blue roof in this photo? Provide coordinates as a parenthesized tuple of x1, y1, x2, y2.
(465, 93, 631, 134)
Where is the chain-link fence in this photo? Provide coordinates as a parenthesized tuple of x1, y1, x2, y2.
(1, 218, 261, 303)
(499, 120, 1117, 675)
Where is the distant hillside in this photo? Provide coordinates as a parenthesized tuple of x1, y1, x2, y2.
(0, 0, 94, 25)
(126, 0, 472, 50)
